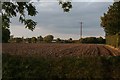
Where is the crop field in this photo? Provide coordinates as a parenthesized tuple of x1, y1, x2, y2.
(2, 43, 120, 57)
(2, 43, 120, 79)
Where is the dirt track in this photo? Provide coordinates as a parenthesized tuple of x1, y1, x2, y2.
(2, 43, 120, 57)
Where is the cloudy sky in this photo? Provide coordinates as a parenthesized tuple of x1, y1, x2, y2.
(10, 2, 113, 39)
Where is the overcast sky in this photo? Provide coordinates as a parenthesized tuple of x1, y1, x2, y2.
(10, 2, 113, 39)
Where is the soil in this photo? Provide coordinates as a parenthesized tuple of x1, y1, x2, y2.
(2, 43, 120, 57)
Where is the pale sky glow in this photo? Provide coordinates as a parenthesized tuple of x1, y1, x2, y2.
(10, 2, 113, 39)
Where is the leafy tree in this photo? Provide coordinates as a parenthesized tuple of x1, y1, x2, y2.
(14, 38, 23, 43)
(68, 38, 72, 41)
(97, 37, 105, 44)
(43, 35, 54, 43)
(1, 1, 72, 43)
(1, 1, 37, 42)
(80, 37, 97, 44)
(9, 37, 23, 43)
(2, 1, 37, 31)
(80, 37, 105, 44)
(2, 27, 10, 43)
(31, 37, 37, 43)
(59, 1, 72, 12)
(2, 0, 72, 30)
(101, 1, 120, 35)
(25, 38, 31, 43)
(37, 36, 43, 42)
(8, 35, 14, 42)
(56, 38, 61, 43)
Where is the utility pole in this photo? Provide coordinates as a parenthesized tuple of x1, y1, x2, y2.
(80, 22, 83, 39)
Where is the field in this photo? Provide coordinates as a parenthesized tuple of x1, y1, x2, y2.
(2, 43, 120, 79)
(2, 43, 120, 57)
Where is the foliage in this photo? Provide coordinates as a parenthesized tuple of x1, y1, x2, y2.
(2, 27, 10, 43)
(97, 37, 105, 44)
(59, 1, 72, 12)
(7, 36, 105, 44)
(43, 35, 54, 43)
(68, 38, 72, 41)
(80, 37, 105, 44)
(64, 40, 73, 43)
(37, 36, 43, 42)
(106, 34, 120, 48)
(14, 38, 22, 43)
(101, 1, 120, 35)
(2, 1, 72, 31)
(25, 38, 31, 43)
(2, 1, 38, 31)
(10, 37, 24, 43)
(1, 1, 72, 43)
(56, 38, 61, 43)
(56, 38, 74, 43)
(31, 37, 37, 43)
(2, 53, 120, 79)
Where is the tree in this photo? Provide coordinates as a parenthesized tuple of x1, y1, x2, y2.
(2, 1, 37, 31)
(31, 37, 37, 43)
(80, 37, 97, 44)
(25, 38, 31, 43)
(14, 38, 22, 43)
(43, 35, 54, 43)
(68, 38, 72, 41)
(56, 38, 61, 43)
(37, 36, 43, 42)
(101, 1, 120, 36)
(2, 27, 10, 43)
(1, 1, 37, 43)
(97, 37, 105, 44)
(2, 0, 72, 30)
(8, 35, 14, 42)
(59, 1, 72, 12)
(1, 1, 72, 43)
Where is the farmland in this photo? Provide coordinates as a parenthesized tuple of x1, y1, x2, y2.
(2, 43, 120, 57)
(2, 43, 120, 79)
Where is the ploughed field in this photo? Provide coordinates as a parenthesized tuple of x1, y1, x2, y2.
(2, 43, 120, 79)
(2, 43, 120, 56)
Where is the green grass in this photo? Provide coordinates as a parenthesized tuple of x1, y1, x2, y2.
(2, 53, 120, 79)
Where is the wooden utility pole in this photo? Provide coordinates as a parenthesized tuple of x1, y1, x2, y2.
(80, 22, 83, 39)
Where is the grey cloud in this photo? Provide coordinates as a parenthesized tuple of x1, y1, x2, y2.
(10, 2, 112, 39)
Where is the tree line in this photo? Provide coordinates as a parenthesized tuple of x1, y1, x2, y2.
(9, 35, 53, 43)
(8, 35, 105, 44)
(8, 35, 75, 43)
(9, 35, 50, 43)
(80, 37, 105, 44)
